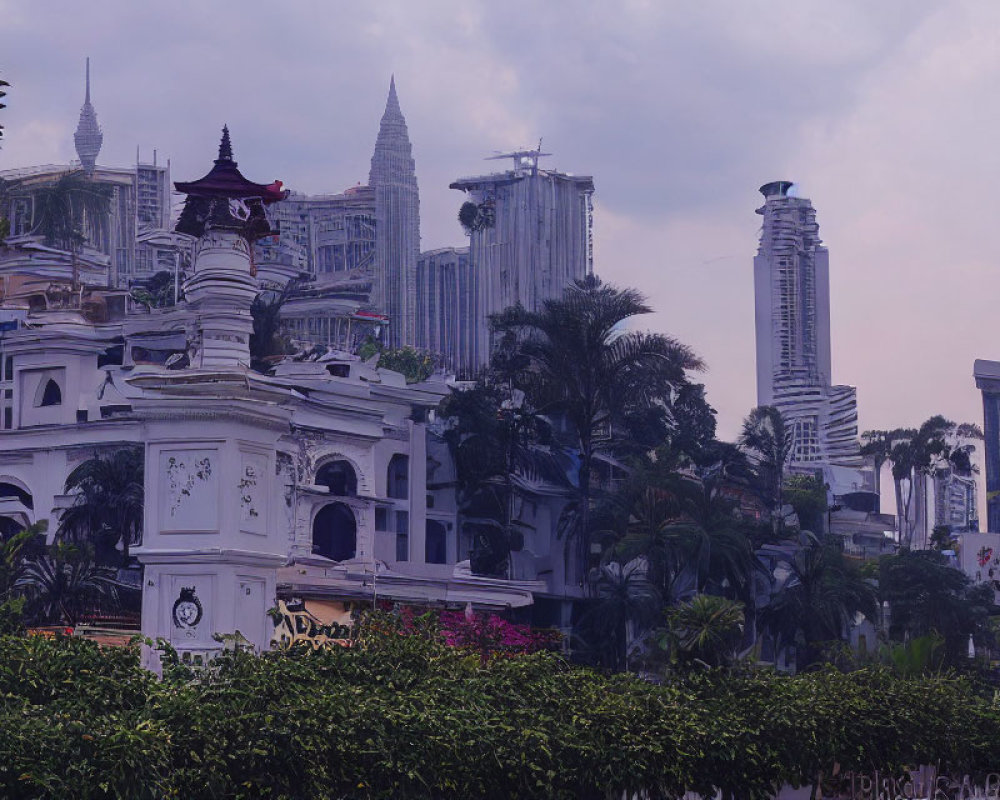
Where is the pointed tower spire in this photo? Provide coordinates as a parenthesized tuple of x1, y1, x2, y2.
(384, 74, 401, 119)
(74, 57, 103, 173)
(216, 124, 234, 164)
(369, 76, 420, 349)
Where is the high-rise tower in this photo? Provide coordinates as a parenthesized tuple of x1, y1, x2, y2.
(448, 149, 594, 375)
(73, 58, 103, 173)
(753, 181, 860, 467)
(369, 76, 420, 349)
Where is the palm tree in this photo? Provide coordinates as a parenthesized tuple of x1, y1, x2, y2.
(59, 446, 144, 567)
(760, 533, 878, 670)
(442, 381, 573, 577)
(613, 483, 698, 602)
(492, 275, 704, 587)
(578, 560, 661, 671)
(664, 594, 745, 669)
(738, 406, 792, 536)
(16, 542, 118, 627)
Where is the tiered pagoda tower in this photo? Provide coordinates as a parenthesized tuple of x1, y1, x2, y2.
(369, 76, 420, 349)
(174, 126, 287, 369)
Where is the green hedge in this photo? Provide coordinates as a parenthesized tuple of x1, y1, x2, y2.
(1, 624, 999, 799)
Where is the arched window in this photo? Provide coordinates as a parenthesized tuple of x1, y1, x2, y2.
(39, 379, 62, 407)
(0, 482, 33, 510)
(425, 520, 448, 565)
(315, 460, 358, 497)
(387, 454, 409, 499)
(311, 502, 356, 561)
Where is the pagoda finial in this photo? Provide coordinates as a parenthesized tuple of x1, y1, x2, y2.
(85, 57, 91, 104)
(216, 125, 234, 164)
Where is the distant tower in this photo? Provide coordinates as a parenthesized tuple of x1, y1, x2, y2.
(369, 76, 420, 349)
(753, 181, 860, 466)
(73, 58, 103, 173)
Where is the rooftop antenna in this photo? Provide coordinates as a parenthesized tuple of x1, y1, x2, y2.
(485, 138, 550, 176)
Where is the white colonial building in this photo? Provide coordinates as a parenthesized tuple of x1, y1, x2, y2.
(0, 131, 554, 666)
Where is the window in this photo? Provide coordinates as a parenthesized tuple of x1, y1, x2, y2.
(387, 454, 409, 499)
(312, 503, 356, 561)
(39, 379, 62, 407)
(315, 460, 358, 497)
(374, 507, 389, 531)
(425, 520, 447, 565)
(395, 510, 409, 562)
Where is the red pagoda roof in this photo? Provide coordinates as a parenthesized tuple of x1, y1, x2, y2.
(174, 125, 288, 203)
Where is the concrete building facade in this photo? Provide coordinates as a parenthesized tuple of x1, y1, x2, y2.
(415, 246, 473, 370)
(448, 150, 594, 375)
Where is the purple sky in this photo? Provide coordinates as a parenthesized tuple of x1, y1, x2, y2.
(1, 0, 994, 441)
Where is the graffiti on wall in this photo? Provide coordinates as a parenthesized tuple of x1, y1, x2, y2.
(269, 598, 355, 649)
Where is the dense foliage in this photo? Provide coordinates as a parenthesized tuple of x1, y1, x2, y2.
(2, 618, 1000, 799)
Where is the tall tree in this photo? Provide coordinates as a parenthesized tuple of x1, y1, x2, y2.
(865, 417, 979, 549)
(738, 405, 792, 536)
(879, 549, 996, 664)
(441, 382, 572, 577)
(491, 274, 703, 587)
(760, 533, 878, 670)
(59, 446, 144, 567)
(577, 560, 660, 671)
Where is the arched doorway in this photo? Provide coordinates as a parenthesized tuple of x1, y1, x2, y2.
(425, 519, 448, 564)
(315, 460, 358, 497)
(312, 502, 357, 561)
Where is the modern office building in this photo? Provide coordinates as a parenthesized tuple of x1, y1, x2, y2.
(753, 181, 862, 467)
(448, 149, 594, 375)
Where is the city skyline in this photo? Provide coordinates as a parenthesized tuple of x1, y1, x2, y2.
(1, 0, 996, 442)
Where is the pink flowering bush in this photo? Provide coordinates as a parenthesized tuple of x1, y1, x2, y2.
(388, 603, 560, 660)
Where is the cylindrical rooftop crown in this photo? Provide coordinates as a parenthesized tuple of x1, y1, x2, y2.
(759, 180, 794, 199)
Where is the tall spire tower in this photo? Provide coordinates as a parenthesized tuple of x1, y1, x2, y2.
(74, 58, 103, 173)
(369, 76, 420, 348)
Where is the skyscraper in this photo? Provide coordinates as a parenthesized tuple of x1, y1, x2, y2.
(753, 181, 861, 467)
(449, 150, 594, 374)
(369, 76, 420, 349)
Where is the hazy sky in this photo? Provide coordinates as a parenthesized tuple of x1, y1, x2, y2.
(1, 0, 996, 440)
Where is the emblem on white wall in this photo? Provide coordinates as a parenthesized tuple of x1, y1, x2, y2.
(172, 587, 203, 629)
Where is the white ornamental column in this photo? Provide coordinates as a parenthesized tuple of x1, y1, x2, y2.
(183, 231, 258, 370)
